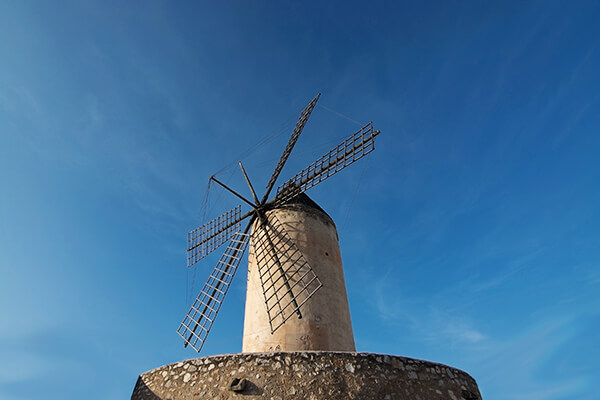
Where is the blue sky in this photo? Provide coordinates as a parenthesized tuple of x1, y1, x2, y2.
(1, 1, 599, 399)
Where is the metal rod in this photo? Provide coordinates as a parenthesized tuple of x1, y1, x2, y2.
(238, 161, 260, 206)
(210, 176, 256, 208)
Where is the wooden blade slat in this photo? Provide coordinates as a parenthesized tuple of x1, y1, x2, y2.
(187, 206, 243, 267)
(177, 232, 250, 352)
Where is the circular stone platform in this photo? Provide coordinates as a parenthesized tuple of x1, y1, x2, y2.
(131, 352, 481, 400)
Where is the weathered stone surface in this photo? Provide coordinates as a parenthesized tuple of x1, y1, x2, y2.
(131, 352, 482, 399)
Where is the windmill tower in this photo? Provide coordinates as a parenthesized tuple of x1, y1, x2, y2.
(132, 94, 483, 400)
(243, 192, 355, 352)
(177, 93, 378, 353)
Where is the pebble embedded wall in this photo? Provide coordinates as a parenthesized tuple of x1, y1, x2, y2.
(131, 352, 482, 400)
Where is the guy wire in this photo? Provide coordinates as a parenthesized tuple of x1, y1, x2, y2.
(318, 103, 363, 126)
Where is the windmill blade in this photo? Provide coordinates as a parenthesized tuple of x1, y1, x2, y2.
(274, 121, 380, 205)
(262, 93, 321, 202)
(251, 214, 323, 333)
(187, 205, 244, 267)
(178, 232, 250, 352)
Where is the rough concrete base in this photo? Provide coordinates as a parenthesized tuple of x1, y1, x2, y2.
(132, 352, 481, 400)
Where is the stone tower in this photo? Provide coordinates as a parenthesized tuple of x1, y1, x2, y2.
(242, 193, 355, 352)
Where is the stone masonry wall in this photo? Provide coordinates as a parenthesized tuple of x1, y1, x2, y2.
(132, 352, 482, 400)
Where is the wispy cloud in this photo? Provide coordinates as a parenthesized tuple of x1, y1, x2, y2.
(438, 320, 486, 345)
(586, 269, 600, 286)
(0, 349, 51, 384)
(469, 245, 546, 293)
(474, 314, 593, 400)
(370, 271, 487, 346)
(364, 252, 598, 399)
(0, 80, 43, 118)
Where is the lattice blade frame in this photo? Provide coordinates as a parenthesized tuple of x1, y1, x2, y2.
(178, 232, 249, 352)
(187, 205, 243, 267)
(251, 214, 323, 333)
(263, 93, 321, 200)
(274, 122, 379, 205)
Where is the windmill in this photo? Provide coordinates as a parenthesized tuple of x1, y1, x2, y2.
(177, 93, 380, 352)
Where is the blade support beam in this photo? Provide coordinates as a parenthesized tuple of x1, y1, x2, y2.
(210, 176, 255, 208)
(239, 161, 260, 206)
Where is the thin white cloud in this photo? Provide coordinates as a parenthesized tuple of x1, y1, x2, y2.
(370, 271, 487, 346)
(0, 351, 51, 384)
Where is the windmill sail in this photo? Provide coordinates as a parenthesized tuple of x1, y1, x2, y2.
(251, 214, 323, 333)
(178, 232, 250, 352)
(187, 206, 243, 267)
(262, 93, 321, 202)
(275, 122, 379, 205)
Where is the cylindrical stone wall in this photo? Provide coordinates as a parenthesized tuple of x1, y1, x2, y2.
(242, 195, 355, 352)
(131, 352, 482, 400)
